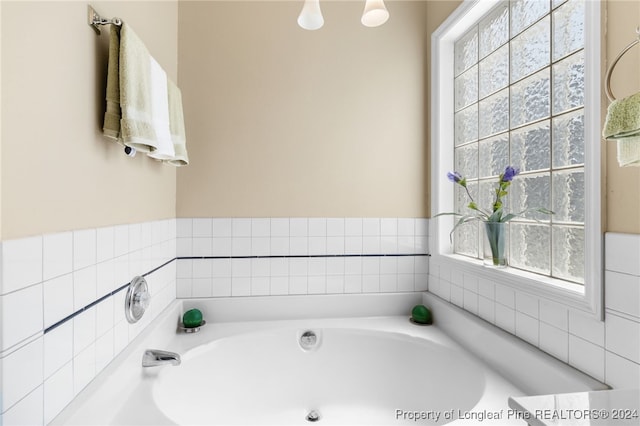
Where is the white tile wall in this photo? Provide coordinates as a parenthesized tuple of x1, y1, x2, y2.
(1, 284, 43, 351)
(1, 236, 43, 295)
(539, 321, 569, 363)
(3, 385, 44, 426)
(12, 217, 636, 423)
(605, 313, 640, 364)
(175, 217, 430, 298)
(429, 231, 640, 389)
(178, 217, 429, 257)
(43, 232, 73, 281)
(44, 362, 73, 425)
(0, 219, 177, 425)
(2, 338, 44, 410)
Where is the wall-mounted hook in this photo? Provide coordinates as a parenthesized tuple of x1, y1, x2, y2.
(88, 5, 102, 34)
(88, 5, 122, 35)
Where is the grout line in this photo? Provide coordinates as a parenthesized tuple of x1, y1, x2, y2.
(179, 253, 431, 260)
(604, 307, 640, 323)
(142, 258, 178, 277)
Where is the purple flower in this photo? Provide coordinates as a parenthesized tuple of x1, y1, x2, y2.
(502, 166, 520, 182)
(447, 171, 463, 184)
(439, 164, 550, 227)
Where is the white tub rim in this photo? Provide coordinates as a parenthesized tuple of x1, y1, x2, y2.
(52, 292, 608, 425)
(422, 292, 609, 395)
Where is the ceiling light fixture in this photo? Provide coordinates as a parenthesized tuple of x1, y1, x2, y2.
(297, 0, 389, 30)
(297, 0, 324, 31)
(361, 0, 389, 27)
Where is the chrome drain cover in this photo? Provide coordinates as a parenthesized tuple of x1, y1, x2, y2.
(300, 331, 318, 350)
(306, 410, 320, 422)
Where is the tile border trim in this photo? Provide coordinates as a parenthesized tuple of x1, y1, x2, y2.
(44, 253, 430, 334)
(43, 258, 176, 334)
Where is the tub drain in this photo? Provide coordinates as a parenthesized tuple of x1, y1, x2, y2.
(300, 331, 318, 350)
(306, 410, 321, 422)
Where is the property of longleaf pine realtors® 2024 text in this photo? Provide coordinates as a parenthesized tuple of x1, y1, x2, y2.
(394, 408, 640, 423)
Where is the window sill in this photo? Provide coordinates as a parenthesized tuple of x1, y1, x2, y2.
(430, 252, 600, 316)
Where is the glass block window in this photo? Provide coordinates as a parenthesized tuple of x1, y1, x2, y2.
(452, 0, 585, 284)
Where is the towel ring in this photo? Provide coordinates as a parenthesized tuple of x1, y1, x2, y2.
(604, 27, 640, 102)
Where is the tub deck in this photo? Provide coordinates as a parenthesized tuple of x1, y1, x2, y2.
(51, 293, 607, 425)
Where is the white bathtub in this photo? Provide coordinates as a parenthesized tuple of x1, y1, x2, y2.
(153, 323, 514, 425)
(52, 293, 607, 426)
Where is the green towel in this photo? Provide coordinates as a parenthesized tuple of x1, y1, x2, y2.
(165, 80, 189, 167)
(603, 92, 640, 167)
(603, 92, 640, 139)
(118, 23, 159, 153)
(103, 25, 122, 141)
(102, 23, 158, 152)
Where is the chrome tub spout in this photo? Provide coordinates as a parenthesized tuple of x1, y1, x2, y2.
(142, 349, 181, 367)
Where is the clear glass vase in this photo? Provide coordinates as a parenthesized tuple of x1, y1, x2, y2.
(483, 222, 507, 267)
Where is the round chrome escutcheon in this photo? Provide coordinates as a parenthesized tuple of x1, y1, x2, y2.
(125, 276, 150, 324)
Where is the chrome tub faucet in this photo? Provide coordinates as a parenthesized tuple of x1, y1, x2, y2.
(142, 349, 181, 367)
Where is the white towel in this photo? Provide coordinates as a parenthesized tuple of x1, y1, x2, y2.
(165, 80, 189, 166)
(146, 58, 175, 161)
(617, 136, 640, 167)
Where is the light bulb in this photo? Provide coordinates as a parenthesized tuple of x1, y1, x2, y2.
(297, 0, 324, 31)
(361, 0, 389, 28)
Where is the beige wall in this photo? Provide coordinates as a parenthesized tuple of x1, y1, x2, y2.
(177, 0, 428, 218)
(0, 1, 178, 240)
(0, 2, 3, 240)
(604, 0, 640, 234)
